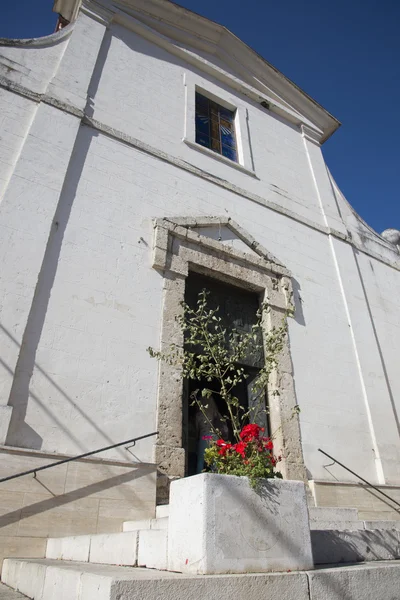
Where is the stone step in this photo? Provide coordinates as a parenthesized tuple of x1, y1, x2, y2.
(138, 529, 168, 570)
(46, 531, 138, 566)
(122, 516, 168, 531)
(364, 520, 400, 530)
(3, 558, 400, 600)
(309, 506, 362, 530)
(46, 529, 167, 569)
(310, 520, 365, 530)
(156, 504, 169, 519)
(311, 528, 400, 565)
(309, 506, 359, 522)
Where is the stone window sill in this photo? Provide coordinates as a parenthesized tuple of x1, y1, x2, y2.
(183, 138, 258, 179)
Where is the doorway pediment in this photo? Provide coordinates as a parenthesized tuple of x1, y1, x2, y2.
(152, 216, 290, 279)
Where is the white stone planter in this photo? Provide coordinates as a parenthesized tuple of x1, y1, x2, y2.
(168, 473, 313, 574)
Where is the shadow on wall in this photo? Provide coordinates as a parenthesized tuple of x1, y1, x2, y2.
(3, 125, 101, 451)
(1, 321, 124, 454)
(291, 278, 306, 327)
(0, 466, 153, 534)
(0, 125, 133, 458)
(353, 248, 400, 440)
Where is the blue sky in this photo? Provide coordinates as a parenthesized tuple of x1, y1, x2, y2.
(1, 0, 399, 234)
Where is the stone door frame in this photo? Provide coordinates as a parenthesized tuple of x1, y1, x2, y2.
(151, 216, 307, 483)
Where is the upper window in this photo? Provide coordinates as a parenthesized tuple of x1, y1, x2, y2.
(195, 92, 237, 162)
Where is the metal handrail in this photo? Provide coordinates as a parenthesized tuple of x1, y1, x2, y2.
(318, 448, 400, 510)
(0, 431, 158, 484)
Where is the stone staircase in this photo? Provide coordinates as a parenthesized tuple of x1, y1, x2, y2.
(44, 505, 169, 571)
(2, 504, 400, 599)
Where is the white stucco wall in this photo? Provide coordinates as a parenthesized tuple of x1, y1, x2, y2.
(0, 3, 399, 483)
(0, 29, 69, 94)
(0, 89, 36, 197)
(91, 24, 333, 229)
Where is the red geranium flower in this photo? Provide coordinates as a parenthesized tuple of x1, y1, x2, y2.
(240, 424, 262, 442)
(233, 441, 247, 458)
(262, 436, 274, 450)
(216, 439, 232, 456)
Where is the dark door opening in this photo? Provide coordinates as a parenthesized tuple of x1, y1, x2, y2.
(183, 272, 269, 476)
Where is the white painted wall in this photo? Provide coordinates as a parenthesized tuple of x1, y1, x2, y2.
(0, 90, 36, 198)
(0, 29, 69, 94)
(0, 2, 399, 484)
(91, 23, 330, 228)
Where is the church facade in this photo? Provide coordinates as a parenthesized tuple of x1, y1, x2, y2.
(0, 0, 400, 557)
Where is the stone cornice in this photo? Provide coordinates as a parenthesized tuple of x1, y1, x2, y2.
(112, 6, 326, 142)
(0, 76, 84, 118)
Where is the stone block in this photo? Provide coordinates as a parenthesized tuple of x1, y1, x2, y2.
(6, 557, 400, 600)
(0, 536, 46, 569)
(45, 537, 62, 560)
(0, 490, 25, 536)
(80, 571, 113, 600)
(0, 449, 68, 495)
(18, 492, 99, 537)
(167, 473, 313, 574)
(156, 505, 169, 519)
(46, 534, 91, 562)
(97, 497, 155, 533)
(2, 558, 311, 600)
(123, 517, 168, 531)
(309, 507, 363, 530)
(151, 517, 168, 530)
(311, 529, 400, 565)
(0, 448, 156, 542)
(310, 482, 400, 521)
(364, 520, 400, 530)
(2, 558, 47, 599)
(89, 531, 138, 566)
(308, 562, 400, 600)
(153, 445, 186, 477)
(309, 507, 359, 522)
(138, 529, 168, 570)
(41, 563, 81, 600)
(122, 519, 151, 531)
(310, 520, 364, 531)
(359, 509, 400, 521)
(64, 460, 155, 501)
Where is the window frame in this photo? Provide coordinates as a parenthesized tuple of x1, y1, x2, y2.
(183, 77, 256, 177)
(195, 92, 238, 162)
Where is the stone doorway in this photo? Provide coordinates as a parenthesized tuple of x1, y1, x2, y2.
(151, 216, 307, 493)
(183, 272, 269, 476)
